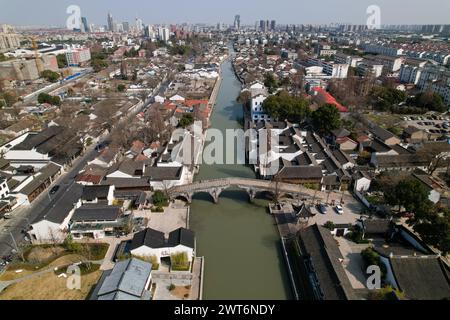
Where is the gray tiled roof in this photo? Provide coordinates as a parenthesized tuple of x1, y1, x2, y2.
(298, 224, 357, 300)
(168, 227, 195, 249)
(97, 258, 152, 300)
(12, 126, 64, 151)
(390, 257, 450, 300)
(277, 165, 323, 180)
(42, 183, 84, 224)
(81, 185, 111, 201)
(144, 166, 182, 181)
(71, 205, 121, 222)
(18, 163, 62, 196)
(130, 228, 166, 250)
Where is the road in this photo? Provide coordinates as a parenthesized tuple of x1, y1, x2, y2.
(0, 77, 164, 259)
(22, 69, 93, 103)
(0, 143, 100, 258)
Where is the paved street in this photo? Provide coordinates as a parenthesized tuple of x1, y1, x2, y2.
(0, 143, 101, 258)
(0, 85, 160, 259)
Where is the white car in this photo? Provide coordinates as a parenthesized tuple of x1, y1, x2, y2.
(335, 205, 344, 215)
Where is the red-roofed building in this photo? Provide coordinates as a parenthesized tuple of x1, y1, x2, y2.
(310, 87, 349, 112)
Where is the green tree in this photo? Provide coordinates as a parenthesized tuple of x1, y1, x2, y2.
(63, 235, 82, 253)
(324, 221, 335, 230)
(170, 251, 190, 270)
(169, 45, 191, 56)
(178, 113, 194, 128)
(56, 54, 67, 68)
(41, 70, 60, 83)
(384, 178, 431, 215)
(370, 86, 406, 111)
(117, 84, 126, 92)
(262, 91, 310, 123)
(414, 211, 450, 254)
(152, 190, 169, 207)
(311, 103, 341, 133)
(92, 58, 108, 72)
(361, 247, 386, 277)
(38, 93, 61, 106)
(409, 91, 447, 113)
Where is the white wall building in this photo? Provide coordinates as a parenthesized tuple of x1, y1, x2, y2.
(130, 227, 196, 266)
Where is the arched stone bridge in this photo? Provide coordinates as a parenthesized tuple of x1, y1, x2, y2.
(168, 177, 317, 204)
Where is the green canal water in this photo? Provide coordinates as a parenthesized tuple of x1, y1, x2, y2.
(189, 57, 292, 300)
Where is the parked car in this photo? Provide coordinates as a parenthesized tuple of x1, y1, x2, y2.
(335, 205, 344, 215)
(3, 212, 12, 219)
(49, 185, 60, 195)
(317, 204, 327, 214)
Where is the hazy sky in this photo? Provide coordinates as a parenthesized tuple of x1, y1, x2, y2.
(1, 0, 449, 26)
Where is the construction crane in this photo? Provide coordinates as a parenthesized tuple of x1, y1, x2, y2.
(21, 35, 44, 73)
(29, 35, 44, 73)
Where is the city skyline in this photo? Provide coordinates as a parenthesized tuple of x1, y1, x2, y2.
(1, 0, 450, 27)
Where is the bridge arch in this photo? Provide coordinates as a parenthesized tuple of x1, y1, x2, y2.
(168, 178, 313, 205)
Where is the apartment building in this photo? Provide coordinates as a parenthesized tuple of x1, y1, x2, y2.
(306, 58, 349, 79)
(399, 58, 429, 84)
(417, 65, 450, 105)
(364, 55, 404, 72)
(66, 47, 91, 66)
(334, 53, 363, 67)
(362, 44, 404, 57)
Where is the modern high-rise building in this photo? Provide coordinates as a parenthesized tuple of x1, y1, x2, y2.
(136, 18, 144, 33)
(259, 20, 265, 32)
(107, 12, 114, 32)
(122, 22, 130, 32)
(66, 47, 91, 66)
(0, 25, 20, 53)
(270, 20, 276, 31)
(81, 17, 89, 33)
(234, 15, 241, 31)
(158, 27, 170, 42)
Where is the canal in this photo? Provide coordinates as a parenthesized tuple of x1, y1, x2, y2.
(189, 54, 292, 300)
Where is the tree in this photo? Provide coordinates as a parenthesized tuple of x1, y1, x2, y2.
(264, 73, 278, 94)
(170, 251, 190, 270)
(237, 90, 252, 109)
(169, 45, 191, 56)
(414, 212, 450, 254)
(324, 221, 335, 230)
(262, 91, 310, 123)
(63, 234, 81, 253)
(370, 86, 406, 111)
(92, 58, 108, 72)
(384, 178, 431, 215)
(0, 91, 18, 107)
(178, 113, 194, 128)
(311, 104, 341, 133)
(117, 84, 126, 92)
(56, 54, 67, 68)
(37, 93, 61, 106)
(152, 190, 169, 207)
(361, 247, 386, 277)
(409, 91, 447, 113)
(41, 70, 60, 83)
